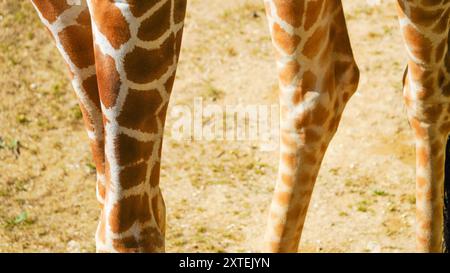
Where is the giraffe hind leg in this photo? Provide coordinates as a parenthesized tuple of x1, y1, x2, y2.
(264, 0, 359, 252)
(397, 0, 450, 252)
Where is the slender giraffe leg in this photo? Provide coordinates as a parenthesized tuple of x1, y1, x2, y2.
(87, 0, 186, 252)
(264, 0, 359, 252)
(30, 1, 106, 204)
(397, 0, 450, 252)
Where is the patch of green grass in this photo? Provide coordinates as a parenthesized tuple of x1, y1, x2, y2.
(0, 137, 21, 157)
(339, 211, 348, 217)
(85, 162, 96, 174)
(16, 113, 30, 124)
(356, 200, 371, 213)
(373, 190, 388, 197)
(203, 81, 224, 101)
(70, 105, 83, 121)
(4, 211, 34, 230)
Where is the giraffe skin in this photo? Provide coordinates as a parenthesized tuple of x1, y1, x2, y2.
(31, 0, 449, 253)
(263, 0, 359, 252)
(30, 1, 106, 207)
(31, 0, 186, 253)
(263, 0, 450, 253)
(397, 0, 450, 252)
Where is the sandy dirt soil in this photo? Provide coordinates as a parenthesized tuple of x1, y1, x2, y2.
(0, 0, 417, 252)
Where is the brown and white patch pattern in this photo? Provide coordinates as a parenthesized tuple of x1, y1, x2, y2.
(32, 0, 186, 253)
(397, 0, 450, 252)
(87, 0, 185, 252)
(264, 0, 359, 252)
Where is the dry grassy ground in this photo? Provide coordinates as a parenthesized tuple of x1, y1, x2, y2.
(0, 0, 416, 252)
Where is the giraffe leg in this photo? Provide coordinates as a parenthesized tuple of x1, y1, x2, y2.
(86, 0, 186, 253)
(30, 0, 106, 203)
(264, 0, 359, 252)
(397, 0, 450, 253)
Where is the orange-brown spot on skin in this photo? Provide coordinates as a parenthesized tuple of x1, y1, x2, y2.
(274, 222, 285, 238)
(76, 8, 91, 26)
(269, 242, 281, 252)
(78, 103, 94, 131)
(286, 203, 305, 224)
(115, 133, 154, 166)
(276, 191, 291, 206)
(173, 0, 187, 24)
(82, 75, 101, 107)
(138, 0, 171, 41)
(140, 227, 164, 251)
(417, 176, 427, 188)
(32, 0, 71, 23)
(417, 190, 425, 202)
(440, 120, 450, 134)
(302, 25, 327, 59)
(410, 117, 426, 138)
(119, 161, 148, 190)
(152, 193, 166, 234)
(335, 60, 359, 96)
(281, 174, 294, 187)
(304, 128, 321, 143)
(408, 63, 434, 90)
(326, 115, 336, 133)
(90, 0, 131, 49)
(403, 25, 432, 64)
(417, 146, 429, 168)
(127, 0, 159, 17)
(279, 60, 300, 86)
(409, 6, 442, 28)
(302, 151, 317, 165)
(273, 0, 305, 28)
(150, 161, 161, 188)
(294, 111, 312, 129)
(431, 8, 450, 34)
(293, 71, 317, 104)
(117, 89, 163, 134)
(272, 23, 300, 55)
(281, 132, 297, 149)
(322, 66, 336, 96)
(311, 103, 328, 125)
(112, 227, 163, 253)
(269, 211, 278, 221)
(423, 104, 443, 122)
(303, 0, 323, 31)
(416, 234, 428, 247)
(91, 139, 105, 174)
(332, 6, 354, 57)
(320, 143, 328, 153)
(282, 153, 297, 169)
(109, 193, 152, 233)
(58, 25, 95, 69)
(124, 35, 176, 84)
(95, 48, 121, 108)
(298, 171, 311, 185)
(112, 236, 141, 253)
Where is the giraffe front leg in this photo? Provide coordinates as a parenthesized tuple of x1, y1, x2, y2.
(397, 0, 450, 252)
(30, 0, 106, 203)
(264, 0, 359, 252)
(87, 0, 186, 253)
